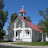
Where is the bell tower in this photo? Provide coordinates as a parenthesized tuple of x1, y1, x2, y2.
(19, 6, 26, 16)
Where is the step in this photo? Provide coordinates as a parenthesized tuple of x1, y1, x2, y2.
(16, 40, 21, 43)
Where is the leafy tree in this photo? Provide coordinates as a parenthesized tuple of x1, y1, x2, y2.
(38, 8, 48, 33)
(10, 13, 17, 23)
(1, 29, 6, 38)
(7, 13, 17, 32)
(26, 16, 32, 22)
(0, 0, 8, 39)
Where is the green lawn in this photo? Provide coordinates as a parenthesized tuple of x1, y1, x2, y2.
(0, 41, 5, 43)
(13, 42, 48, 46)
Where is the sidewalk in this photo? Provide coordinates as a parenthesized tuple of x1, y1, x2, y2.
(0, 42, 48, 48)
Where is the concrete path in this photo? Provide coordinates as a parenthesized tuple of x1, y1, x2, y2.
(0, 42, 48, 48)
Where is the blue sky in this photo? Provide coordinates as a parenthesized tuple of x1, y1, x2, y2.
(3, 0, 48, 35)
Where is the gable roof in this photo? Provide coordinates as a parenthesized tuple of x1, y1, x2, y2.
(13, 16, 42, 32)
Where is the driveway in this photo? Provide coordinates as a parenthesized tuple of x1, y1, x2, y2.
(0, 43, 48, 48)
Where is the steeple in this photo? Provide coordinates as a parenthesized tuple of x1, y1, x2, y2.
(19, 6, 26, 16)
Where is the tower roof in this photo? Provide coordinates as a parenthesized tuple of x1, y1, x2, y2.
(19, 7, 26, 14)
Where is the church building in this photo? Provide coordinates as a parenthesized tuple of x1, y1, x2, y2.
(8, 6, 48, 42)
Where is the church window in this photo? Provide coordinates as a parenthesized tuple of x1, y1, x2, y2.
(26, 32, 29, 34)
(28, 32, 29, 34)
(16, 32, 17, 36)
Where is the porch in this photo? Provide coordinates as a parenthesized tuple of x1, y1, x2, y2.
(13, 27, 32, 42)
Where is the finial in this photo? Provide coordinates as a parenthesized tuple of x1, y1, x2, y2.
(22, 5, 24, 8)
(19, 6, 26, 16)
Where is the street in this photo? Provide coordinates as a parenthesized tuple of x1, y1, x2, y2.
(0, 43, 48, 48)
(0, 45, 25, 48)
(0, 45, 48, 48)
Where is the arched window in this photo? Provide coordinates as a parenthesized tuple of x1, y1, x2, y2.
(28, 32, 29, 34)
(16, 32, 17, 36)
(26, 32, 29, 34)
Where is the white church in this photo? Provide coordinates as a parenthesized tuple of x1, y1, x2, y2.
(8, 7, 48, 42)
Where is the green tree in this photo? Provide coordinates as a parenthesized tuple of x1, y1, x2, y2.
(26, 16, 32, 22)
(0, 0, 8, 39)
(1, 29, 6, 38)
(7, 13, 17, 32)
(10, 13, 17, 23)
(38, 8, 48, 33)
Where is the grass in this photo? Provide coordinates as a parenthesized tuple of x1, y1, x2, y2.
(13, 42, 48, 46)
(0, 41, 5, 43)
(0, 41, 13, 43)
